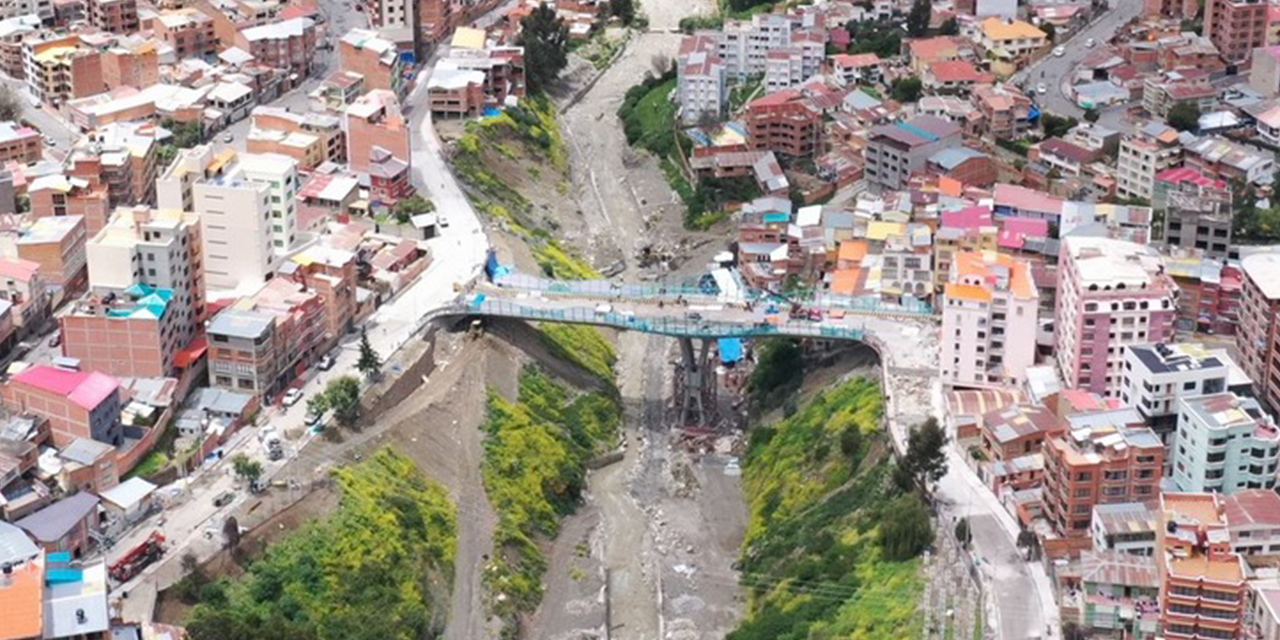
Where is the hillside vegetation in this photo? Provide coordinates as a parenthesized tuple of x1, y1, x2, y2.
(183, 449, 456, 640)
(451, 96, 598, 279)
(730, 377, 927, 640)
(481, 363, 620, 635)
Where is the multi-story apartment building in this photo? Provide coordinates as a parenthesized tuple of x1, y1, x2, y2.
(1055, 237, 1178, 397)
(1116, 122, 1183, 201)
(433, 46, 525, 111)
(28, 172, 111, 235)
(1121, 343, 1230, 448)
(236, 152, 299, 254)
(0, 121, 40, 164)
(2, 365, 122, 447)
(339, 29, 406, 95)
(150, 9, 217, 60)
(1145, 0, 1199, 19)
(16, 215, 88, 292)
(976, 17, 1047, 61)
(1184, 136, 1275, 187)
(207, 307, 276, 396)
(828, 52, 881, 87)
(236, 17, 317, 82)
(743, 89, 821, 161)
(1252, 45, 1280, 96)
(1142, 72, 1218, 119)
(865, 115, 963, 190)
(85, 0, 136, 33)
(1155, 493, 1247, 640)
(933, 208, 999, 292)
(247, 107, 345, 169)
(762, 33, 824, 93)
(1205, 0, 1267, 63)
(941, 251, 1039, 388)
(70, 121, 162, 209)
(361, 0, 413, 35)
(100, 37, 159, 92)
(716, 13, 794, 79)
(0, 0, 51, 25)
(0, 257, 50, 335)
(1075, 550, 1162, 640)
(345, 89, 411, 175)
(1221, 489, 1280, 556)
(677, 33, 725, 125)
(157, 146, 275, 293)
(1092, 502, 1158, 556)
(22, 33, 105, 105)
(1172, 393, 1280, 494)
(61, 207, 204, 378)
(1237, 253, 1280, 412)
(1043, 419, 1164, 537)
(367, 147, 411, 204)
(0, 15, 40, 79)
(285, 245, 357, 350)
(972, 83, 1032, 139)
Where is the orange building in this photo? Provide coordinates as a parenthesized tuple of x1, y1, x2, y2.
(28, 174, 112, 236)
(743, 90, 821, 161)
(1157, 493, 1247, 640)
(345, 89, 410, 175)
(1043, 419, 1164, 537)
(338, 29, 406, 95)
(101, 38, 159, 91)
(149, 8, 218, 60)
(15, 215, 89, 293)
(87, 0, 139, 33)
(285, 244, 357, 350)
(0, 122, 41, 164)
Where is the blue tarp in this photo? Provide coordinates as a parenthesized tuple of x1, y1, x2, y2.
(718, 338, 743, 364)
(483, 107, 502, 118)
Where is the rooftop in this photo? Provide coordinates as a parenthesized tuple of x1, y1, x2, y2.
(1127, 343, 1225, 376)
(1223, 489, 1280, 528)
(15, 492, 100, 543)
(1092, 502, 1157, 538)
(1241, 252, 1280, 300)
(10, 367, 119, 411)
(206, 307, 273, 340)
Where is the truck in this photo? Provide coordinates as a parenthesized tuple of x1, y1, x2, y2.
(265, 434, 284, 461)
(108, 531, 166, 583)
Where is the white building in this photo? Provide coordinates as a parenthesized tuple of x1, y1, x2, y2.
(157, 145, 276, 293)
(236, 152, 299, 254)
(1172, 393, 1280, 494)
(1120, 343, 1231, 448)
(1116, 122, 1183, 201)
(1222, 489, 1280, 557)
(762, 35, 823, 93)
(1090, 502, 1157, 557)
(717, 13, 794, 79)
(940, 251, 1040, 389)
(677, 33, 726, 125)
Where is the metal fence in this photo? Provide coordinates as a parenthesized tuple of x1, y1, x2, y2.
(430, 299, 870, 341)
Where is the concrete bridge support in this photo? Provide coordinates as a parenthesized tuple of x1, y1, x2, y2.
(676, 337, 716, 427)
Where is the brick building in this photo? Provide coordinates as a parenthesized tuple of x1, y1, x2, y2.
(345, 89, 410, 175)
(2, 365, 122, 447)
(1043, 419, 1164, 537)
(743, 89, 821, 161)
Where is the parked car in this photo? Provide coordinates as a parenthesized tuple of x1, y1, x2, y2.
(282, 388, 304, 406)
(43, 136, 55, 147)
(438, 215, 450, 228)
(47, 333, 60, 348)
(223, 133, 234, 143)
(213, 491, 235, 508)
(1085, 38, 1096, 48)
(1053, 46, 1065, 57)
(317, 355, 336, 371)
(1036, 83, 1047, 94)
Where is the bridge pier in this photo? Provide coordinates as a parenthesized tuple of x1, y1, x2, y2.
(676, 337, 716, 427)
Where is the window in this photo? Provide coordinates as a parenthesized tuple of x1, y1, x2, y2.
(1183, 381, 1196, 391)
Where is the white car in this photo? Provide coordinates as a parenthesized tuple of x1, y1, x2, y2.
(1085, 38, 1096, 48)
(282, 388, 304, 407)
(1036, 83, 1047, 94)
(1053, 46, 1066, 57)
(438, 215, 450, 228)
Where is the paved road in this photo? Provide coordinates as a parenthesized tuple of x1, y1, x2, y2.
(1013, 0, 1144, 127)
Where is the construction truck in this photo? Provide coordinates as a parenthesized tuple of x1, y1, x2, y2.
(108, 531, 166, 583)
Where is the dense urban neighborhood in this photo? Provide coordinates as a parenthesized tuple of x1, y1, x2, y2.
(11, 0, 1280, 638)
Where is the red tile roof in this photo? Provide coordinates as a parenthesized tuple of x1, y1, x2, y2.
(1223, 489, 1280, 528)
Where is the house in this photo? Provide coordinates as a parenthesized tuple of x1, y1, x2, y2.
(2, 367, 122, 448)
(98, 476, 155, 530)
(15, 492, 101, 559)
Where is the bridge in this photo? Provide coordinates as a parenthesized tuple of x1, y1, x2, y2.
(426, 268, 938, 426)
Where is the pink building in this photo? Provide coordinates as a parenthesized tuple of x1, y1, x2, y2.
(2, 366, 122, 447)
(941, 251, 1040, 389)
(1054, 237, 1178, 397)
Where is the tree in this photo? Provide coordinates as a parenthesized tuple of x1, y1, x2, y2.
(906, 0, 932, 37)
(747, 338, 805, 410)
(231, 453, 262, 485)
(0, 85, 23, 122)
(894, 417, 948, 494)
(161, 118, 202, 148)
(939, 16, 959, 35)
(609, 0, 635, 26)
(954, 517, 971, 548)
(356, 328, 382, 380)
(1083, 107, 1100, 123)
(879, 494, 935, 561)
(518, 3, 570, 93)
(392, 194, 435, 224)
(846, 21, 902, 58)
(1167, 102, 1202, 132)
(1040, 112, 1078, 138)
(306, 394, 329, 418)
(890, 76, 923, 103)
(1041, 21, 1057, 42)
(1016, 528, 1042, 561)
(223, 515, 241, 548)
(322, 376, 362, 427)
